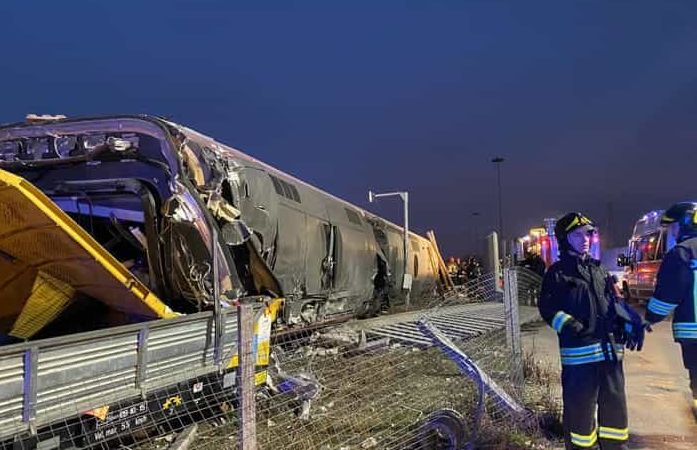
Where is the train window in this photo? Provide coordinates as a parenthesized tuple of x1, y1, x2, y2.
(280, 180, 294, 199)
(269, 175, 284, 196)
(268, 174, 301, 203)
(289, 184, 301, 203)
(413, 254, 419, 277)
(345, 208, 362, 225)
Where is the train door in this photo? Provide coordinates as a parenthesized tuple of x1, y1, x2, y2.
(266, 175, 307, 298)
(321, 224, 338, 291)
(304, 216, 337, 295)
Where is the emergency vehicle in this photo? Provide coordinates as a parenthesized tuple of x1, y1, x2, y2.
(618, 210, 667, 303)
(516, 218, 601, 270)
(516, 226, 554, 267)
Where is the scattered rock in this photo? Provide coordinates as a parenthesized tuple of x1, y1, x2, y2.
(360, 437, 378, 448)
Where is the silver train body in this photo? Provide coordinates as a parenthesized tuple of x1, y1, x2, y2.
(0, 115, 439, 333)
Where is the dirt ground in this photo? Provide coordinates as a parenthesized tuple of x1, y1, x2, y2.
(522, 320, 697, 450)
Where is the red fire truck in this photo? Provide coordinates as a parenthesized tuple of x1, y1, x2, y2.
(517, 218, 601, 270)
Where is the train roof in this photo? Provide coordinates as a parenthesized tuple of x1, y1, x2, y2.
(0, 114, 431, 243)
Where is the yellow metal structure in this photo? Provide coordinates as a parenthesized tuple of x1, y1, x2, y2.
(228, 297, 284, 369)
(0, 169, 177, 339)
(426, 230, 455, 291)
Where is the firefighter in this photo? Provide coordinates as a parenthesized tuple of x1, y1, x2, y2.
(539, 212, 639, 449)
(447, 257, 458, 281)
(644, 202, 697, 419)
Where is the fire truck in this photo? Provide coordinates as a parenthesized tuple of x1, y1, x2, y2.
(617, 210, 666, 303)
(516, 218, 601, 270)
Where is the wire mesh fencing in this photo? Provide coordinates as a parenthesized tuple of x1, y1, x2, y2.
(0, 268, 555, 450)
(190, 268, 549, 450)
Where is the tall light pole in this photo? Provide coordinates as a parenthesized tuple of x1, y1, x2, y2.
(491, 157, 505, 244)
(368, 189, 411, 308)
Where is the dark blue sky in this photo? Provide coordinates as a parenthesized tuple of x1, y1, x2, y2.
(2, 1, 697, 255)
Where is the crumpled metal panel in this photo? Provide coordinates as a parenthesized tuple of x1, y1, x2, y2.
(0, 169, 176, 338)
(273, 204, 308, 297)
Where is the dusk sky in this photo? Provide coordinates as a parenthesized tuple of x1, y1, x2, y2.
(2, 1, 697, 256)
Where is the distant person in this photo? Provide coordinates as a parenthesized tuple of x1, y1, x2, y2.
(644, 202, 697, 420)
(528, 253, 546, 277)
(465, 256, 481, 281)
(447, 256, 458, 283)
(539, 212, 646, 449)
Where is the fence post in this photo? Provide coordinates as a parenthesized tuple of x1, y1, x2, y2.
(503, 268, 523, 388)
(237, 299, 257, 450)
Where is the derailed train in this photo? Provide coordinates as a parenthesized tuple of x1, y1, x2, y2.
(0, 115, 445, 341)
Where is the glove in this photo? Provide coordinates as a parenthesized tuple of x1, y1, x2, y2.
(614, 323, 629, 346)
(614, 301, 652, 351)
(624, 322, 642, 351)
(562, 318, 586, 338)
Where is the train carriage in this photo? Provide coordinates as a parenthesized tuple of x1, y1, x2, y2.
(0, 114, 441, 341)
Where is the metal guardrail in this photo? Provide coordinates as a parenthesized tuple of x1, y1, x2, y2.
(0, 308, 245, 441)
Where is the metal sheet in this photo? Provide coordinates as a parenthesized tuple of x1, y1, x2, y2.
(0, 308, 252, 439)
(0, 353, 24, 438)
(0, 168, 176, 339)
(146, 318, 212, 381)
(35, 332, 138, 424)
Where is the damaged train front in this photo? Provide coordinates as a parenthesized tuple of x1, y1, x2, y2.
(0, 115, 277, 343)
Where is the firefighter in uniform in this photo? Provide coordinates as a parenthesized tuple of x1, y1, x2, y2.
(644, 202, 697, 419)
(539, 213, 645, 449)
(447, 257, 458, 284)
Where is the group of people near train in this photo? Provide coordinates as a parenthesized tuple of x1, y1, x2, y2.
(446, 256, 483, 286)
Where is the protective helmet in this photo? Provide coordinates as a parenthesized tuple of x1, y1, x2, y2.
(661, 202, 697, 241)
(554, 212, 596, 252)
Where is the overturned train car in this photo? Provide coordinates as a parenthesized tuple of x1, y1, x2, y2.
(0, 115, 440, 341)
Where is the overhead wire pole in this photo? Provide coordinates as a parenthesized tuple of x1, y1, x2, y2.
(369, 190, 411, 308)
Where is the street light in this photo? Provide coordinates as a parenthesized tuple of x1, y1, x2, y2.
(368, 189, 411, 308)
(491, 157, 505, 242)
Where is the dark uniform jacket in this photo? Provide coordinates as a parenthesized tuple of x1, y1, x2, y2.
(646, 236, 697, 342)
(539, 252, 622, 365)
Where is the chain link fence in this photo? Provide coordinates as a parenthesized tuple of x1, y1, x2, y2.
(189, 267, 551, 450)
(1, 267, 557, 450)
